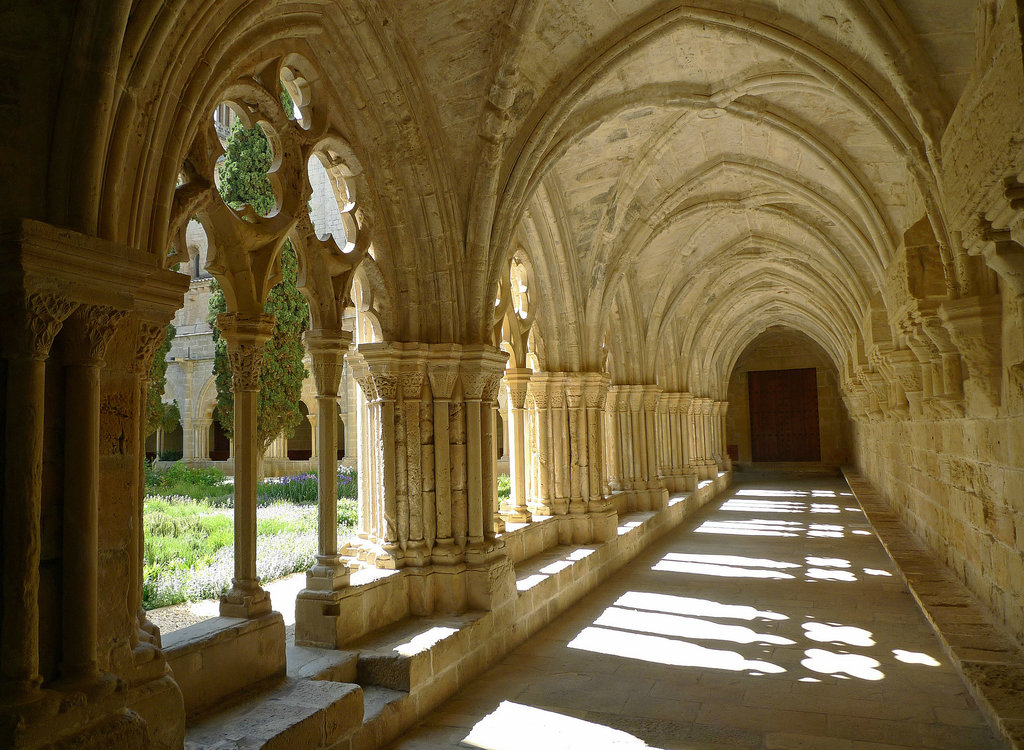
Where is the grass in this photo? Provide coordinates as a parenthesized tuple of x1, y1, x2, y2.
(142, 462, 359, 609)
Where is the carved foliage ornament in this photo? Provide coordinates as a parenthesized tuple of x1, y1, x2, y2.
(67, 304, 129, 365)
(2, 292, 78, 360)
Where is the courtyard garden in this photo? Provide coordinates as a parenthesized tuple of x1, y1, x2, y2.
(142, 462, 358, 610)
(143, 463, 514, 610)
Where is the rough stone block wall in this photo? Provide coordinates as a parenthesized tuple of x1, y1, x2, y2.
(855, 416, 1024, 645)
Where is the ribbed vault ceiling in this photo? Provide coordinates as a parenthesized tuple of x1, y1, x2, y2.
(505, 0, 976, 395)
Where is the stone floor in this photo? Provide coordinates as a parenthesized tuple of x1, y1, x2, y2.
(390, 478, 1003, 749)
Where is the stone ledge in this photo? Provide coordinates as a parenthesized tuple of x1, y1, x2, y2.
(844, 468, 1024, 750)
(164, 612, 286, 719)
(185, 677, 363, 750)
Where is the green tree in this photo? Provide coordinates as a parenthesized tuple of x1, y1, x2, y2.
(208, 119, 310, 456)
(217, 119, 276, 216)
(146, 323, 178, 437)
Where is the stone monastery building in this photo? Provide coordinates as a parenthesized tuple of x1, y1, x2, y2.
(1, 1, 1023, 748)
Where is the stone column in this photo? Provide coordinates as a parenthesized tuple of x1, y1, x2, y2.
(627, 387, 646, 492)
(399, 351, 428, 564)
(303, 329, 352, 592)
(503, 369, 532, 522)
(60, 305, 127, 684)
(481, 372, 505, 538)
(528, 376, 553, 515)
(710, 401, 722, 465)
(427, 350, 460, 564)
(719, 401, 731, 470)
(359, 346, 401, 564)
(549, 375, 569, 515)
(217, 312, 275, 618)
(0, 292, 76, 703)
(131, 320, 174, 650)
(604, 388, 623, 492)
(565, 376, 585, 515)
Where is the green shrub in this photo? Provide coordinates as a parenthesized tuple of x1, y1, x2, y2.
(497, 473, 511, 504)
(156, 462, 227, 488)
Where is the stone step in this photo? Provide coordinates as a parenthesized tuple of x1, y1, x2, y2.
(844, 469, 1024, 750)
(184, 677, 363, 750)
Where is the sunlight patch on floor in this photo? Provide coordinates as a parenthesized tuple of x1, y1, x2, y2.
(802, 648, 885, 680)
(614, 591, 788, 622)
(803, 621, 875, 647)
(568, 625, 785, 674)
(595, 606, 795, 646)
(893, 649, 941, 666)
(462, 701, 654, 750)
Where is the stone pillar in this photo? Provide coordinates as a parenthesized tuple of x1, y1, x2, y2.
(642, 387, 667, 508)
(427, 349, 459, 564)
(527, 376, 553, 515)
(130, 320, 173, 651)
(59, 306, 127, 685)
(503, 369, 531, 522)
(549, 375, 569, 515)
(0, 292, 76, 703)
(217, 312, 275, 618)
(304, 329, 352, 591)
(565, 376, 585, 514)
(399, 350, 428, 564)
(719, 401, 731, 470)
(583, 374, 616, 540)
(604, 388, 623, 492)
(179, 359, 197, 463)
(627, 387, 645, 496)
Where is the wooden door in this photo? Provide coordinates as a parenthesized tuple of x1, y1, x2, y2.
(748, 368, 820, 461)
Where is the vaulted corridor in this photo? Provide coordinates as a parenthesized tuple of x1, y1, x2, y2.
(392, 477, 1000, 749)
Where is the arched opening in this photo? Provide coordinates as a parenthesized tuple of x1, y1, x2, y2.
(287, 401, 313, 460)
(208, 407, 231, 461)
(726, 328, 850, 465)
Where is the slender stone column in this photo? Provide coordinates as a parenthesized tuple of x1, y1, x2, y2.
(528, 376, 553, 514)
(720, 401, 731, 469)
(605, 389, 622, 491)
(60, 305, 127, 684)
(627, 388, 645, 491)
(218, 312, 275, 618)
(461, 362, 487, 548)
(481, 372, 504, 538)
(427, 351, 460, 563)
(131, 320, 174, 648)
(303, 329, 352, 591)
(400, 353, 428, 563)
(565, 377, 585, 514)
(307, 412, 319, 460)
(0, 292, 76, 703)
(549, 376, 569, 514)
(503, 369, 532, 522)
(642, 388, 661, 487)
(583, 373, 611, 507)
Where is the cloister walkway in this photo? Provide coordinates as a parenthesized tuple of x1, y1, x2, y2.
(391, 478, 1001, 749)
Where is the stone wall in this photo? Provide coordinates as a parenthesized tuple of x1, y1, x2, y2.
(855, 415, 1024, 645)
(726, 329, 851, 464)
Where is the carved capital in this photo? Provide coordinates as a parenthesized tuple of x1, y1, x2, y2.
(217, 312, 275, 392)
(1, 291, 78, 360)
(582, 372, 608, 409)
(303, 329, 352, 399)
(133, 320, 169, 375)
(504, 368, 532, 409)
(63, 304, 129, 365)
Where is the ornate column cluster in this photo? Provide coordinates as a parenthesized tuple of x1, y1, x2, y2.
(655, 393, 694, 491)
(502, 369, 532, 522)
(687, 397, 719, 480)
(519, 372, 614, 543)
(604, 384, 668, 511)
(216, 313, 275, 619)
(345, 342, 513, 613)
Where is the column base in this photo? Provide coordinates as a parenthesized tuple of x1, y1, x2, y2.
(500, 505, 532, 523)
(305, 557, 351, 592)
(220, 580, 273, 618)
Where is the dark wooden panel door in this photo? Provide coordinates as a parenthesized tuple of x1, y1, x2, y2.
(748, 368, 821, 462)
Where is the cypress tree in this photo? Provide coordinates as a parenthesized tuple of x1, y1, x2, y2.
(209, 117, 310, 455)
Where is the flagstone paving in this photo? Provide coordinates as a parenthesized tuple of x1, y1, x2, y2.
(390, 478, 1003, 749)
